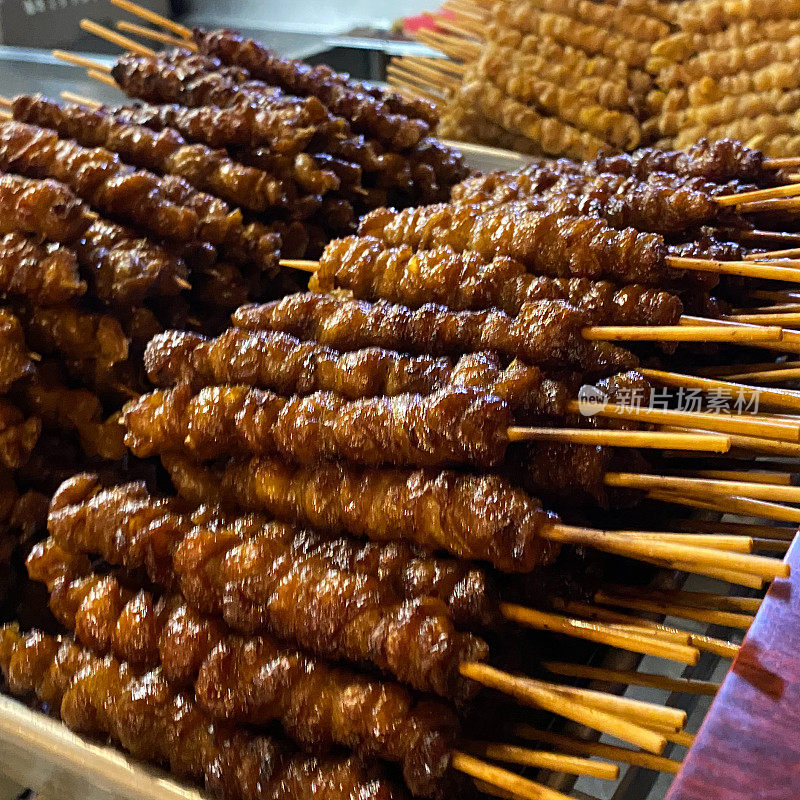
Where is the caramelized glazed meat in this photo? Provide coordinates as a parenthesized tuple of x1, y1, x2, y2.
(0, 233, 85, 305)
(0, 173, 93, 243)
(27, 539, 461, 798)
(314, 236, 684, 323)
(233, 293, 638, 373)
(48, 475, 488, 700)
(144, 328, 567, 415)
(359, 202, 667, 283)
(164, 455, 561, 573)
(0, 625, 407, 800)
(123, 382, 512, 467)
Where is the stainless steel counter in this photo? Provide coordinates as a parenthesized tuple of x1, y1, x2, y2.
(1, 46, 122, 105)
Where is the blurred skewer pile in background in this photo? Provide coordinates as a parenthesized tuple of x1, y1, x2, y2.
(391, 0, 800, 160)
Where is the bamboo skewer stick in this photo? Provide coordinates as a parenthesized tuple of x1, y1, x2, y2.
(541, 662, 721, 696)
(499, 604, 700, 665)
(752, 289, 800, 302)
(109, 0, 192, 38)
(60, 91, 103, 107)
(717, 183, 800, 206)
(387, 62, 458, 92)
(736, 230, 800, 245)
(668, 256, 800, 282)
(116, 19, 190, 48)
(648, 557, 765, 589)
(506, 428, 730, 451)
(664, 730, 696, 748)
(452, 752, 578, 800)
(728, 312, 800, 325)
(555, 600, 741, 659)
(680, 469, 792, 485)
(89, 69, 120, 88)
(745, 247, 800, 260)
(607, 471, 800, 506)
(603, 588, 762, 615)
(647, 489, 800, 525)
(738, 197, 800, 214)
(542, 683, 687, 731)
(387, 74, 445, 104)
(594, 592, 755, 629)
(473, 779, 523, 800)
(52, 50, 112, 72)
(387, 77, 443, 105)
(724, 367, 800, 383)
(638, 368, 800, 412)
(765, 156, 800, 169)
(662, 519, 797, 542)
(566, 401, 800, 442)
(467, 742, 618, 780)
(460, 663, 668, 754)
(79, 19, 156, 56)
(546, 524, 788, 580)
(621, 533, 752, 552)
(581, 324, 783, 342)
(512, 727, 682, 774)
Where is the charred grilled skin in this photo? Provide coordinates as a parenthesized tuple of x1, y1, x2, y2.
(27, 540, 461, 798)
(144, 328, 568, 417)
(0, 172, 93, 243)
(0, 625, 407, 800)
(13, 96, 293, 213)
(233, 293, 638, 374)
(359, 202, 667, 284)
(164, 454, 561, 574)
(123, 382, 512, 468)
(0, 233, 85, 305)
(48, 475, 489, 701)
(0, 309, 34, 392)
(314, 236, 684, 324)
(193, 29, 429, 150)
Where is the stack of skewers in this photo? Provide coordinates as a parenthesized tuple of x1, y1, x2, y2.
(649, 0, 800, 155)
(391, 0, 800, 162)
(388, 0, 677, 158)
(2, 6, 800, 800)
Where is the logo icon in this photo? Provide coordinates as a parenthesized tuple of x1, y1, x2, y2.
(577, 384, 608, 417)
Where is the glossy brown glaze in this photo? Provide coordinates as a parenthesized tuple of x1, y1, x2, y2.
(233, 293, 637, 373)
(27, 538, 461, 798)
(315, 235, 684, 323)
(0, 233, 85, 305)
(164, 454, 560, 574)
(123, 383, 512, 468)
(0, 625, 407, 800)
(359, 202, 666, 283)
(48, 475, 488, 701)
